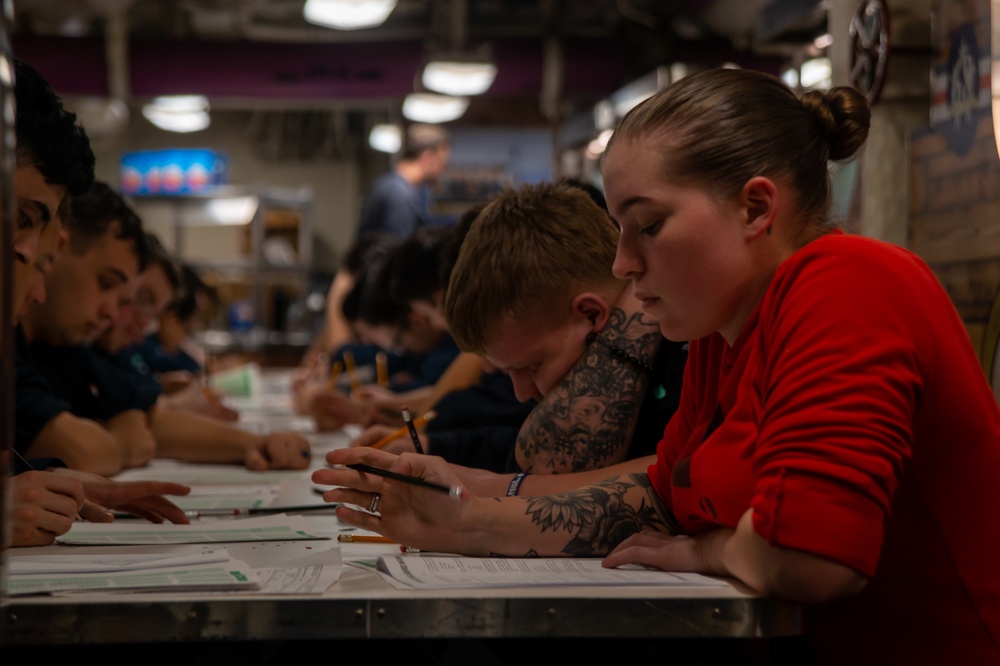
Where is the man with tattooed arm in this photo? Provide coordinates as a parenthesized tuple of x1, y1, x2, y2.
(338, 181, 686, 496)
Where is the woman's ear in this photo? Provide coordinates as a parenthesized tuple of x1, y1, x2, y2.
(741, 176, 778, 239)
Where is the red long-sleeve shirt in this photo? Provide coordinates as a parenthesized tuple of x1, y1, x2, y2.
(648, 232, 1000, 664)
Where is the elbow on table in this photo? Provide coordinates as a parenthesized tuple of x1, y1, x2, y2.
(763, 563, 868, 605)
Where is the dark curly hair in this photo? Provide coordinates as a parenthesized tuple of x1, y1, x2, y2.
(64, 181, 149, 271)
(14, 58, 95, 197)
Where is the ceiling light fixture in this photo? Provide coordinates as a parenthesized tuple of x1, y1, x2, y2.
(141, 95, 211, 133)
(402, 92, 469, 123)
(421, 56, 497, 96)
(303, 0, 398, 30)
(369, 124, 402, 153)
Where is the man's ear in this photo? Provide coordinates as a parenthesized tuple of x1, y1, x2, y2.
(571, 292, 611, 333)
(741, 176, 778, 239)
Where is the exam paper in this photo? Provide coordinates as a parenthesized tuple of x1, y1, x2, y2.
(4, 561, 260, 596)
(8, 542, 343, 596)
(6, 546, 230, 575)
(374, 556, 730, 590)
(112, 460, 308, 486)
(55, 514, 328, 545)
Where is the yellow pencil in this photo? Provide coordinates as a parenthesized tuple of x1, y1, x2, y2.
(376, 351, 389, 387)
(342, 351, 360, 392)
(337, 534, 396, 544)
(326, 360, 343, 391)
(370, 410, 437, 450)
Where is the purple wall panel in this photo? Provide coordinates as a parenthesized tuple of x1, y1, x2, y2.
(12, 35, 623, 101)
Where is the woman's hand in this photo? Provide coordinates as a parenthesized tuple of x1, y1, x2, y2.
(602, 529, 725, 573)
(312, 447, 475, 553)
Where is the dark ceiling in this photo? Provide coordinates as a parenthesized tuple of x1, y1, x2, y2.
(9, 0, 828, 126)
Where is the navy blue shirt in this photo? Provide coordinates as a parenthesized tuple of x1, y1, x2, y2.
(27, 342, 162, 424)
(14, 325, 72, 456)
(357, 172, 432, 239)
(124, 333, 202, 376)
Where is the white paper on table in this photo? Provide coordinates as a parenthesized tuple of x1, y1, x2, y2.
(55, 514, 328, 545)
(112, 460, 308, 486)
(4, 559, 261, 597)
(374, 556, 730, 590)
(240, 545, 343, 594)
(6, 546, 231, 575)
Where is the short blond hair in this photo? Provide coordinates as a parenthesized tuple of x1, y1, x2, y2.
(444, 181, 624, 354)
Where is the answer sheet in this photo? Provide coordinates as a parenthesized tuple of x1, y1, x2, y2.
(373, 556, 729, 589)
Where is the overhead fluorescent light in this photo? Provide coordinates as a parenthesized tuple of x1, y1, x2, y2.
(303, 0, 397, 30)
(369, 124, 402, 153)
(402, 93, 469, 123)
(141, 95, 211, 133)
(422, 59, 497, 96)
(800, 57, 832, 90)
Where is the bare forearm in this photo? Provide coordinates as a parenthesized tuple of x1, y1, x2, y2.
(26, 413, 128, 476)
(103, 410, 157, 468)
(150, 405, 256, 463)
(710, 509, 867, 604)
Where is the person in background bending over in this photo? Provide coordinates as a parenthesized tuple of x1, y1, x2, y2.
(316, 68, 1000, 665)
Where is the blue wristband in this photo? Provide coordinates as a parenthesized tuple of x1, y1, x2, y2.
(506, 472, 528, 497)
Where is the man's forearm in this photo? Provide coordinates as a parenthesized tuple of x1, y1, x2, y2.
(27, 412, 128, 476)
(150, 404, 256, 463)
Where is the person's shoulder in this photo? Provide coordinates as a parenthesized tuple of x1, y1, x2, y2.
(792, 232, 933, 281)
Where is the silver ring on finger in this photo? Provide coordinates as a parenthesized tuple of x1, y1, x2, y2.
(368, 492, 382, 513)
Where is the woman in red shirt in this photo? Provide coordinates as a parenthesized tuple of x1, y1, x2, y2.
(316, 68, 1000, 664)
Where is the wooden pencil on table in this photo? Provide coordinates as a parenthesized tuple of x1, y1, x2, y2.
(337, 534, 396, 544)
(342, 351, 360, 392)
(326, 360, 343, 391)
(369, 410, 437, 450)
(376, 351, 389, 387)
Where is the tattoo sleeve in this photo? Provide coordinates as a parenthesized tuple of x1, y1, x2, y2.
(513, 473, 676, 557)
(515, 309, 661, 474)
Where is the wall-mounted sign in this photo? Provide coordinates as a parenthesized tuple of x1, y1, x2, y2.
(120, 148, 229, 196)
(929, 0, 991, 157)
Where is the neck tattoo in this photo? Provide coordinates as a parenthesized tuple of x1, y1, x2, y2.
(585, 331, 667, 399)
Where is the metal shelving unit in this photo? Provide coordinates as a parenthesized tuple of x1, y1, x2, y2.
(130, 184, 315, 360)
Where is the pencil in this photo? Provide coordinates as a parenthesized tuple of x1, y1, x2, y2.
(369, 410, 437, 450)
(376, 351, 389, 387)
(337, 534, 396, 544)
(401, 406, 425, 454)
(343, 351, 360, 392)
(346, 462, 463, 498)
(202, 385, 222, 406)
(9, 446, 84, 522)
(326, 360, 343, 391)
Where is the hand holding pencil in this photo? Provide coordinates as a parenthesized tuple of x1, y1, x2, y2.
(350, 410, 437, 452)
(312, 446, 468, 554)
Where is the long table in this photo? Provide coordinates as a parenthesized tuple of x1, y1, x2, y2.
(0, 371, 805, 655)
